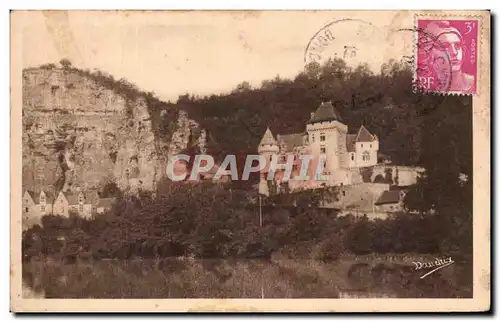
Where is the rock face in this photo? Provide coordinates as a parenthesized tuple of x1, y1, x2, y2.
(168, 110, 207, 156)
(22, 67, 205, 195)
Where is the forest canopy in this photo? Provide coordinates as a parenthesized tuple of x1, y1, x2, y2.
(177, 58, 423, 166)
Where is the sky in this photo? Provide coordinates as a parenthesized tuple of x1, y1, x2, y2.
(16, 10, 413, 102)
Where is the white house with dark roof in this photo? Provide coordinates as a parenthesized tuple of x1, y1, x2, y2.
(22, 189, 55, 229)
(53, 190, 100, 218)
(346, 125, 379, 168)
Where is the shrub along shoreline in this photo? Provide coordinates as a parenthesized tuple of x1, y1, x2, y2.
(22, 181, 459, 263)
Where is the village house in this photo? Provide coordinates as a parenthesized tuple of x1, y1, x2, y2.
(22, 187, 119, 230)
(53, 190, 100, 218)
(22, 190, 55, 229)
(373, 189, 406, 213)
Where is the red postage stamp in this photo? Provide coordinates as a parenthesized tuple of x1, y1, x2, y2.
(416, 19, 478, 95)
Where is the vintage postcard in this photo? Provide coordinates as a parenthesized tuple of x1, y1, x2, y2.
(10, 10, 491, 312)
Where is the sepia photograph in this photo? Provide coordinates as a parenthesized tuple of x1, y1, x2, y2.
(10, 9, 490, 312)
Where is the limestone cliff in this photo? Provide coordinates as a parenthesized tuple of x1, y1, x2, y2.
(22, 66, 205, 195)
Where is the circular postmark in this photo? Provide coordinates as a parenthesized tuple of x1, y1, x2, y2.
(304, 18, 453, 93)
(304, 19, 385, 67)
(407, 26, 453, 93)
(388, 26, 453, 93)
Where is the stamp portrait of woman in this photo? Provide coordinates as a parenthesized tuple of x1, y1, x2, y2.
(424, 20, 476, 93)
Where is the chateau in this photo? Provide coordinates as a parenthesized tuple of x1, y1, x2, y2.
(257, 102, 424, 202)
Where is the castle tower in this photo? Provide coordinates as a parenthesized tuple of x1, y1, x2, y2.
(258, 127, 279, 158)
(257, 127, 279, 196)
(306, 101, 348, 174)
(352, 125, 379, 168)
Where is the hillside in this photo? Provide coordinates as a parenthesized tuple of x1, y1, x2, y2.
(178, 59, 423, 166)
(22, 63, 205, 195)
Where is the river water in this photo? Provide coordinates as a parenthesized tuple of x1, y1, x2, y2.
(21, 258, 471, 299)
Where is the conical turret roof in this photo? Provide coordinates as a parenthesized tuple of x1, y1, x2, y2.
(259, 127, 277, 146)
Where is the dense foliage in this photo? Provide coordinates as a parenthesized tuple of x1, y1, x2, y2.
(24, 57, 473, 268)
(23, 179, 445, 262)
(179, 59, 421, 166)
(403, 94, 473, 262)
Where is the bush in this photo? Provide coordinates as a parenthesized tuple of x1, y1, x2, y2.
(342, 213, 440, 255)
(22, 181, 442, 261)
(317, 234, 344, 261)
(345, 216, 374, 255)
(360, 167, 373, 183)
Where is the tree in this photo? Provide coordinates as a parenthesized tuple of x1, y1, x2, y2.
(303, 61, 321, 80)
(232, 81, 252, 93)
(100, 181, 121, 198)
(345, 216, 374, 255)
(393, 168, 399, 186)
(40, 63, 56, 69)
(360, 167, 373, 183)
(59, 58, 72, 69)
(403, 95, 472, 259)
(384, 168, 393, 184)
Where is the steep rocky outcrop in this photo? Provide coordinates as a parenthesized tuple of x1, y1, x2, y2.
(22, 66, 205, 195)
(168, 110, 207, 155)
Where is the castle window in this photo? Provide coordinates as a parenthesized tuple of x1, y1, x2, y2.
(40, 205, 45, 213)
(320, 133, 325, 142)
(342, 191, 346, 196)
(25, 207, 29, 213)
(351, 154, 354, 161)
(320, 145, 326, 153)
(370, 144, 372, 148)
(361, 143, 363, 148)
(79, 204, 84, 213)
(362, 151, 370, 161)
(311, 134, 315, 142)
